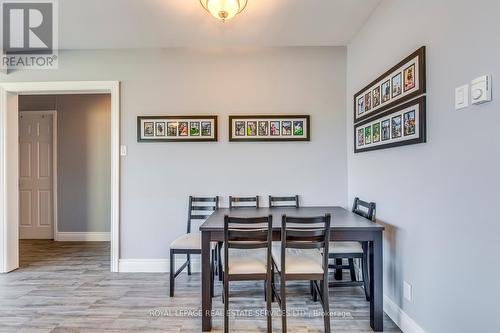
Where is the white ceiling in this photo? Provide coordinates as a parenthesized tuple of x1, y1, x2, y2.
(59, 0, 382, 49)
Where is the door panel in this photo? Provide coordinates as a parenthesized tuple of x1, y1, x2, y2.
(19, 190, 32, 226)
(19, 112, 54, 239)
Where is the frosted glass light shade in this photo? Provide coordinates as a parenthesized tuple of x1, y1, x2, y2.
(200, 0, 248, 21)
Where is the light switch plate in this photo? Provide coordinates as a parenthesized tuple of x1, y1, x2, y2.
(455, 84, 469, 110)
(471, 74, 492, 105)
(120, 145, 127, 156)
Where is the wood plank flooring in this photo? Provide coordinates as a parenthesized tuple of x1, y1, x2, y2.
(0, 240, 401, 332)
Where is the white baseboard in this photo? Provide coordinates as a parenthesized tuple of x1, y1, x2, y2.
(55, 232, 110, 242)
(119, 258, 201, 273)
(384, 295, 426, 333)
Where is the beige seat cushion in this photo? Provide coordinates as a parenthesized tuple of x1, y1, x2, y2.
(329, 241, 363, 254)
(170, 233, 201, 250)
(271, 244, 324, 274)
(222, 248, 268, 275)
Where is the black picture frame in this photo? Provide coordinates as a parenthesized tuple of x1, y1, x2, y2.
(137, 115, 218, 142)
(353, 46, 426, 123)
(354, 96, 426, 153)
(229, 115, 310, 142)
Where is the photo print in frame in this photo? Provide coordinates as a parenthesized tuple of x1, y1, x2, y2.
(354, 96, 426, 153)
(353, 46, 426, 123)
(229, 115, 310, 142)
(137, 116, 217, 142)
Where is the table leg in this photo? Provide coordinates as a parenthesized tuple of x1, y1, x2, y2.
(202, 231, 212, 331)
(370, 232, 383, 331)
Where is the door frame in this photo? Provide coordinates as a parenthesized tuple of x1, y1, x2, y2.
(19, 110, 58, 240)
(0, 81, 120, 272)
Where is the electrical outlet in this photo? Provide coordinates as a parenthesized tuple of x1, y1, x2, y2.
(403, 281, 412, 303)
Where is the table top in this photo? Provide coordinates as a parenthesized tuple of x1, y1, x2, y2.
(199, 206, 384, 232)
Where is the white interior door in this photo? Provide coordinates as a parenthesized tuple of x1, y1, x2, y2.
(19, 112, 54, 239)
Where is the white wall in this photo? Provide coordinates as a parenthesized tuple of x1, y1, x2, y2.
(19, 94, 111, 233)
(346, 1, 500, 332)
(2, 47, 347, 259)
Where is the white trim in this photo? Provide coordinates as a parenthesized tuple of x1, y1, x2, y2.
(119, 258, 201, 273)
(0, 81, 120, 273)
(384, 295, 427, 333)
(0, 87, 5, 272)
(55, 232, 110, 242)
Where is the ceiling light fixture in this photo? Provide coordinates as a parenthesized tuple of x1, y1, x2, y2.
(200, 0, 248, 22)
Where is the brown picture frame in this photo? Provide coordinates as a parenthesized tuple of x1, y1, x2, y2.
(229, 115, 310, 142)
(354, 96, 426, 153)
(353, 46, 426, 123)
(137, 115, 218, 142)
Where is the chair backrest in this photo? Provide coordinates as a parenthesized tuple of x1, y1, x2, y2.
(269, 195, 299, 208)
(281, 214, 331, 274)
(187, 196, 219, 233)
(224, 215, 273, 275)
(352, 197, 376, 222)
(229, 195, 259, 209)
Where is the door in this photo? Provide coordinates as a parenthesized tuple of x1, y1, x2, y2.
(19, 112, 54, 239)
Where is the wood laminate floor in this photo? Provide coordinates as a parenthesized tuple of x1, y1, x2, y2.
(0, 240, 401, 333)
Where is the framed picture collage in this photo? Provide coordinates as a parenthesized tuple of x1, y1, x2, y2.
(229, 115, 310, 142)
(137, 116, 217, 142)
(137, 115, 310, 143)
(353, 46, 427, 153)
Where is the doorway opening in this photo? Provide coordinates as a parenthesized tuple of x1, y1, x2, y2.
(0, 81, 120, 273)
(18, 95, 112, 268)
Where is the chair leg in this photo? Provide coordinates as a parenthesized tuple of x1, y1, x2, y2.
(334, 258, 343, 280)
(311, 280, 318, 302)
(266, 280, 272, 333)
(280, 275, 287, 333)
(321, 279, 331, 333)
(187, 254, 192, 276)
(210, 251, 215, 298)
(218, 242, 223, 281)
(348, 258, 356, 282)
(169, 251, 175, 297)
(223, 277, 229, 333)
(362, 249, 370, 301)
(271, 264, 275, 302)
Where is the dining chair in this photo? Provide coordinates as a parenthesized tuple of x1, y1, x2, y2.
(268, 195, 299, 208)
(169, 196, 219, 297)
(229, 195, 259, 209)
(328, 197, 376, 301)
(222, 214, 273, 333)
(272, 214, 331, 333)
(217, 195, 260, 280)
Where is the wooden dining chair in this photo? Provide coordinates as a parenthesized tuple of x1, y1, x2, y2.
(223, 215, 273, 333)
(272, 214, 331, 333)
(328, 197, 376, 301)
(169, 196, 218, 297)
(268, 195, 299, 208)
(217, 195, 260, 280)
(229, 195, 259, 209)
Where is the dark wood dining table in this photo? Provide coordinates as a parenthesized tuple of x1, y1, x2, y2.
(199, 206, 384, 332)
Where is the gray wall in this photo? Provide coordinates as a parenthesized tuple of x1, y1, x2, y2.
(19, 94, 111, 233)
(346, 1, 500, 332)
(6, 47, 348, 258)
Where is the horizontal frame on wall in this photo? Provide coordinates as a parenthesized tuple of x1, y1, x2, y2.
(353, 46, 426, 123)
(229, 115, 310, 142)
(354, 96, 426, 153)
(137, 115, 218, 142)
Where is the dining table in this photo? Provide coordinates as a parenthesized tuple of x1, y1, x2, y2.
(199, 206, 385, 332)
